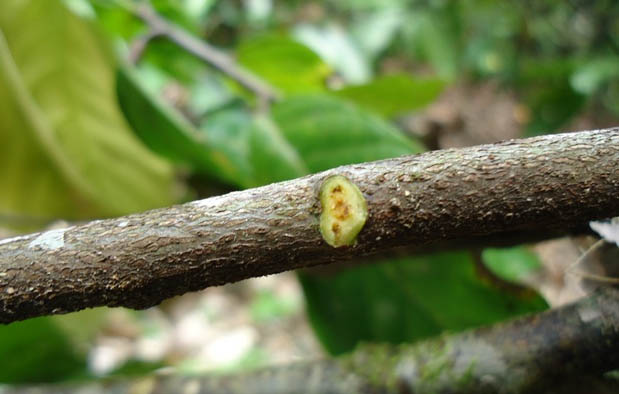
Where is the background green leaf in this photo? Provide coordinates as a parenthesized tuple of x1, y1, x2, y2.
(199, 107, 255, 187)
(202, 109, 310, 187)
(272, 94, 424, 172)
(0, 33, 89, 223)
(0, 317, 87, 383)
(333, 74, 445, 117)
(482, 246, 542, 283)
(117, 67, 245, 186)
(237, 35, 330, 93)
(248, 116, 308, 185)
(0, 0, 175, 222)
(303, 253, 548, 355)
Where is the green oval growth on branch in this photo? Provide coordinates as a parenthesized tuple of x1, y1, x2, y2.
(319, 175, 368, 247)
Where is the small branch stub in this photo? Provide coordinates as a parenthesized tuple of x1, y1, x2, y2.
(319, 175, 369, 247)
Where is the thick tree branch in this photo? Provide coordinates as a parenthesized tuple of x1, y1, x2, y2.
(132, 4, 281, 103)
(7, 287, 619, 393)
(0, 129, 618, 323)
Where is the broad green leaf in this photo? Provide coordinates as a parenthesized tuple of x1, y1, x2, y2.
(117, 67, 212, 168)
(0, 34, 89, 222)
(249, 116, 308, 185)
(301, 265, 440, 355)
(237, 35, 330, 93)
(302, 252, 548, 355)
(272, 94, 424, 172)
(482, 246, 542, 283)
(0, 0, 175, 223)
(199, 110, 308, 188)
(200, 108, 255, 187)
(0, 317, 87, 383)
(334, 74, 445, 117)
(117, 67, 245, 186)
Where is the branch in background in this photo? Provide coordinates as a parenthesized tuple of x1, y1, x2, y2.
(0, 129, 618, 323)
(131, 3, 281, 104)
(7, 287, 619, 394)
(128, 29, 162, 64)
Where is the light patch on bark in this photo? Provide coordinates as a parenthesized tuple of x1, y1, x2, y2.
(0, 234, 33, 246)
(452, 339, 508, 383)
(28, 228, 69, 250)
(578, 303, 601, 323)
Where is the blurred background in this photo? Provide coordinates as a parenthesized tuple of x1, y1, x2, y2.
(0, 0, 618, 384)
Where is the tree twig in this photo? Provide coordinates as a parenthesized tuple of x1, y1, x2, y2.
(128, 29, 163, 64)
(7, 287, 619, 393)
(131, 3, 281, 104)
(0, 129, 618, 323)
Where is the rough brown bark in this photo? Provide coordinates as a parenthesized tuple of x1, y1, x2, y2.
(0, 129, 618, 323)
(6, 287, 619, 394)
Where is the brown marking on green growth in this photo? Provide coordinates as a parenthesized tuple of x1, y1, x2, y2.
(319, 175, 369, 247)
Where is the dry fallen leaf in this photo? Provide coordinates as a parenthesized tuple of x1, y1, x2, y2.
(590, 217, 619, 246)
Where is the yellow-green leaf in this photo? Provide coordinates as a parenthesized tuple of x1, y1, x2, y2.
(333, 74, 445, 117)
(237, 35, 330, 94)
(0, 0, 176, 225)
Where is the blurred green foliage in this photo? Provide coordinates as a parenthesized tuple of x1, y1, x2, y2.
(0, 0, 175, 225)
(0, 0, 617, 383)
(250, 289, 298, 323)
(482, 246, 543, 284)
(237, 35, 330, 93)
(117, 67, 251, 186)
(272, 94, 425, 171)
(0, 317, 88, 383)
(302, 252, 547, 355)
(333, 74, 445, 117)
